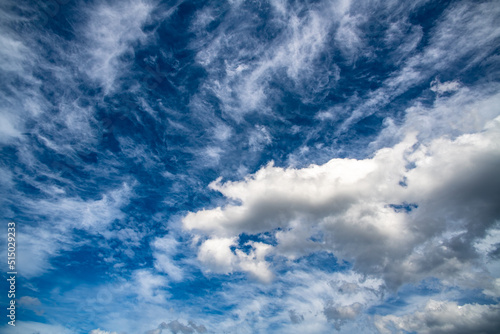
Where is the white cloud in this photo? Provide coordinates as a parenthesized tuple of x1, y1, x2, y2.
(89, 329, 118, 334)
(202, 146, 224, 165)
(0, 166, 14, 189)
(0, 8, 35, 143)
(185, 269, 383, 333)
(118, 136, 162, 169)
(430, 79, 461, 94)
(334, 12, 364, 60)
(287, 270, 383, 323)
(2, 1, 500, 332)
(18, 296, 41, 307)
(197, 237, 274, 282)
(324, 302, 363, 330)
(0, 11, 32, 73)
(482, 278, 500, 298)
(156, 320, 207, 334)
(375, 300, 500, 334)
(115, 227, 143, 247)
(213, 123, 232, 141)
(336, 1, 500, 135)
(248, 125, 272, 151)
(15, 226, 70, 278)
(0, 321, 73, 334)
(193, 0, 348, 115)
(81, 0, 154, 92)
(152, 235, 184, 282)
(18, 296, 44, 316)
(132, 269, 169, 304)
(13, 182, 133, 278)
(184, 115, 500, 288)
(372, 87, 500, 151)
(197, 237, 236, 274)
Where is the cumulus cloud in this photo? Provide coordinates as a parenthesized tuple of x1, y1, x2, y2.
(0, 111, 22, 143)
(375, 300, 500, 334)
(324, 302, 363, 330)
(197, 237, 274, 282)
(184, 116, 500, 288)
(13, 182, 133, 278)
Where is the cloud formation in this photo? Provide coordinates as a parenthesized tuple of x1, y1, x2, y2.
(81, 0, 154, 92)
(146, 320, 207, 334)
(197, 236, 274, 282)
(375, 300, 500, 334)
(185, 115, 500, 288)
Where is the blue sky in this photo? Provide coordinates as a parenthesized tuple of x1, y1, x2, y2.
(1, 0, 500, 333)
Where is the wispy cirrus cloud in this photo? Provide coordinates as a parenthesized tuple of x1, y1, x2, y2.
(14, 182, 134, 278)
(335, 0, 500, 135)
(192, 0, 347, 117)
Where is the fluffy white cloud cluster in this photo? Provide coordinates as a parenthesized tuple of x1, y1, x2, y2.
(184, 115, 500, 287)
(197, 237, 274, 282)
(375, 300, 500, 334)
